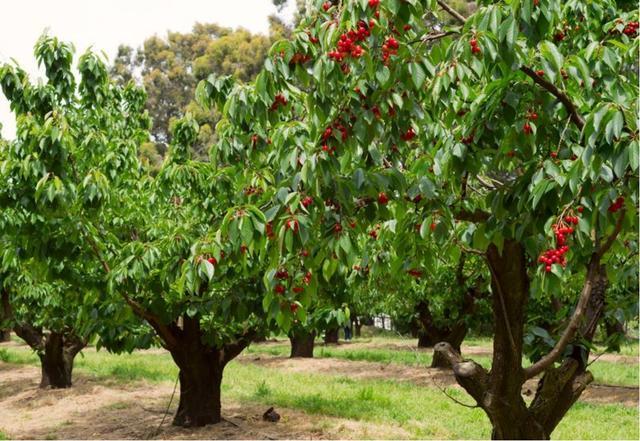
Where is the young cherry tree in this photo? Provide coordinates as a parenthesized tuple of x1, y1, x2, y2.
(200, 0, 637, 437)
(0, 36, 151, 388)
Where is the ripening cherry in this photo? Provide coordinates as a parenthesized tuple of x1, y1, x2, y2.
(334, 223, 343, 234)
(550, 151, 558, 158)
(378, 192, 389, 205)
(302, 196, 313, 208)
(523, 122, 533, 135)
(430, 222, 437, 231)
(322, 1, 331, 12)
(535, 69, 545, 77)
(207, 257, 217, 265)
(292, 286, 304, 294)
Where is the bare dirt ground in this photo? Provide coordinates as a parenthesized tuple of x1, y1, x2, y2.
(239, 354, 639, 407)
(0, 363, 410, 440)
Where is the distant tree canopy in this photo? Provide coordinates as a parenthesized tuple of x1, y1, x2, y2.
(111, 19, 290, 163)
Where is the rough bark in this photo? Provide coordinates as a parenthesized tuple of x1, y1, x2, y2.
(38, 332, 85, 388)
(12, 323, 86, 389)
(289, 329, 316, 358)
(415, 301, 468, 368)
(324, 327, 339, 344)
(528, 263, 607, 435)
(169, 315, 251, 427)
(435, 243, 610, 439)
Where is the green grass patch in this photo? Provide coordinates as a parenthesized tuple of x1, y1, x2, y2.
(247, 340, 638, 386)
(2, 342, 638, 439)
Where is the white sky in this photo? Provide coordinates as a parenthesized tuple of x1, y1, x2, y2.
(0, 0, 295, 139)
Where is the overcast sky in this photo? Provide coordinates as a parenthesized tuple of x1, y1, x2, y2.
(0, 0, 294, 139)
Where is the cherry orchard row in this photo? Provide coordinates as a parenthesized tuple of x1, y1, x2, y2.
(0, 0, 637, 436)
(196, 0, 637, 438)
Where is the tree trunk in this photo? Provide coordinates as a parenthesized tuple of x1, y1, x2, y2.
(354, 320, 362, 338)
(169, 315, 251, 427)
(324, 327, 339, 344)
(38, 332, 82, 388)
(289, 329, 315, 358)
(435, 243, 609, 440)
(0, 329, 10, 342)
(171, 348, 223, 427)
(415, 301, 469, 368)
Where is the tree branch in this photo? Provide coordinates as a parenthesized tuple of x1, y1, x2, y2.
(437, 0, 467, 24)
(434, 0, 587, 131)
(596, 208, 625, 257)
(455, 208, 490, 223)
(519, 66, 585, 129)
(524, 254, 601, 379)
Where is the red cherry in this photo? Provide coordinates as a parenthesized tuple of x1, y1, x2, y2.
(430, 222, 437, 231)
(322, 2, 331, 12)
(275, 284, 286, 294)
(378, 192, 389, 205)
(302, 196, 313, 208)
(207, 257, 217, 265)
(290, 303, 299, 312)
(577, 206, 584, 213)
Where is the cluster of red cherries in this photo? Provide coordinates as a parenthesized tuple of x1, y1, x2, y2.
(609, 196, 625, 213)
(328, 22, 371, 61)
(623, 21, 639, 37)
(270, 94, 287, 111)
(538, 215, 579, 272)
(381, 37, 399, 63)
(469, 37, 481, 55)
(407, 268, 423, 278)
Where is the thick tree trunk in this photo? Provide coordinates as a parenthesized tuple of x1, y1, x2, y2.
(38, 332, 84, 388)
(0, 329, 10, 342)
(324, 327, 339, 344)
(169, 315, 251, 427)
(171, 348, 223, 426)
(415, 302, 470, 368)
(436, 243, 609, 440)
(289, 329, 316, 358)
(12, 324, 86, 389)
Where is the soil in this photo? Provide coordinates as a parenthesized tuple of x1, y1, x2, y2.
(0, 363, 409, 440)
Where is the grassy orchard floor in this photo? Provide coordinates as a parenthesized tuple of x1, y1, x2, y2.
(0, 335, 638, 440)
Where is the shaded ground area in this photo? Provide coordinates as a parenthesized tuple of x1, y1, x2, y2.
(0, 364, 410, 440)
(239, 353, 639, 407)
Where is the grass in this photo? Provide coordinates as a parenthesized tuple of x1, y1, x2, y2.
(1, 343, 638, 439)
(0, 430, 7, 440)
(246, 339, 639, 387)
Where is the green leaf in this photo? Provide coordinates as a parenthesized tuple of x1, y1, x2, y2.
(540, 41, 564, 73)
(408, 62, 426, 89)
